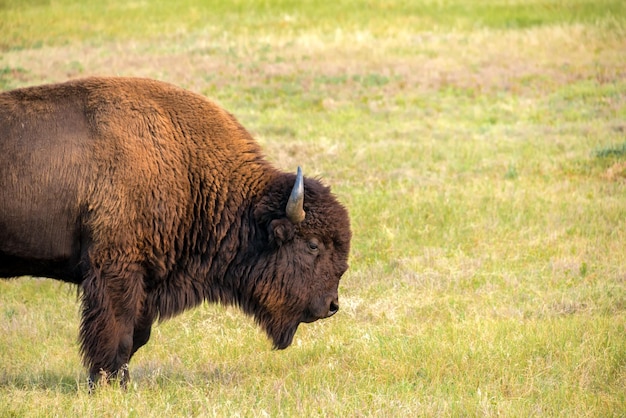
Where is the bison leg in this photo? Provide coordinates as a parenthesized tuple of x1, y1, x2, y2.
(80, 263, 146, 390)
(130, 311, 154, 361)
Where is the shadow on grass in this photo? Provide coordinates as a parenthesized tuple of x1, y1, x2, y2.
(0, 362, 241, 393)
(130, 362, 241, 389)
(0, 370, 84, 393)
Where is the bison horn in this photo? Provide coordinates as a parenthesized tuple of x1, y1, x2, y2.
(286, 166, 306, 224)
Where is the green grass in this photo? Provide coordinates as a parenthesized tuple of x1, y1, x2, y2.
(1, 0, 626, 416)
(2, 0, 626, 50)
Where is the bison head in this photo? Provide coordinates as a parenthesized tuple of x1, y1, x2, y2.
(246, 167, 351, 349)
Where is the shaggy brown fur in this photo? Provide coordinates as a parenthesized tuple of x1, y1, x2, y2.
(0, 77, 351, 388)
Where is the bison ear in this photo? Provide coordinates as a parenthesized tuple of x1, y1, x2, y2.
(269, 218, 295, 246)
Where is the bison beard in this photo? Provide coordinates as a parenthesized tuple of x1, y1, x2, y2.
(0, 77, 351, 389)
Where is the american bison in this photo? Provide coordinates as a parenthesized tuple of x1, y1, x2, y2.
(0, 77, 351, 388)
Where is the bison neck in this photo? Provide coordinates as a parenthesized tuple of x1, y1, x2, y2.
(149, 164, 276, 321)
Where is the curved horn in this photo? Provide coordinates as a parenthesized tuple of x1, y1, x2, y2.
(286, 166, 305, 224)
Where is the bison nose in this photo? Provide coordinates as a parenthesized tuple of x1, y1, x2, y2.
(328, 300, 339, 317)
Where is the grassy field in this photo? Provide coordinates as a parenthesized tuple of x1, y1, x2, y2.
(1, 0, 625, 416)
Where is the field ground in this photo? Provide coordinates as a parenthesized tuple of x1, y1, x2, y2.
(1, 0, 625, 416)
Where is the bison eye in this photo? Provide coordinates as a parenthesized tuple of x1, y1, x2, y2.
(307, 239, 320, 254)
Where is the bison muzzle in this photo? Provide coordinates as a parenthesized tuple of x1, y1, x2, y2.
(0, 77, 351, 389)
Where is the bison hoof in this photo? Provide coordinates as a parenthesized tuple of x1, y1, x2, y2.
(87, 363, 130, 393)
(119, 363, 130, 390)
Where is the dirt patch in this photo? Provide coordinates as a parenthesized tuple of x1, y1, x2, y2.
(603, 161, 626, 182)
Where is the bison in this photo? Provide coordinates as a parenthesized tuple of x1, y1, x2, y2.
(0, 77, 351, 388)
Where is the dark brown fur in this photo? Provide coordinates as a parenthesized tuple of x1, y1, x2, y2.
(0, 77, 351, 387)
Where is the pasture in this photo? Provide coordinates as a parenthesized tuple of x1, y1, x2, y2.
(1, 0, 625, 416)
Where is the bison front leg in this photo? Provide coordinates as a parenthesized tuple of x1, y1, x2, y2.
(129, 310, 154, 361)
(80, 263, 146, 390)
